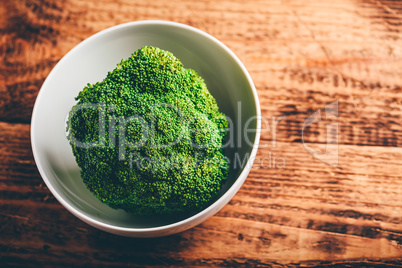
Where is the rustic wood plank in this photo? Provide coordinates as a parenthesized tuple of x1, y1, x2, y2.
(0, 0, 401, 147)
(0, 128, 402, 265)
(1, 0, 402, 266)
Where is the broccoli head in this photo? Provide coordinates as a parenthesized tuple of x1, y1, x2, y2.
(67, 46, 229, 216)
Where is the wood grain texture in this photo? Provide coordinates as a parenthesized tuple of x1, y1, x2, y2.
(0, 0, 402, 267)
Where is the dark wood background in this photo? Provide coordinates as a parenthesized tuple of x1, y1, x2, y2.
(1, 0, 402, 267)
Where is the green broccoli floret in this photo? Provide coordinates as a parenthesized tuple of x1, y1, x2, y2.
(67, 46, 229, 216)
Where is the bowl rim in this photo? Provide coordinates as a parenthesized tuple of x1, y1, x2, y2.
(31, 20, 261, 234)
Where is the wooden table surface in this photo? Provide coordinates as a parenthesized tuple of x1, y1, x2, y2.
(1, 0, 402, 267)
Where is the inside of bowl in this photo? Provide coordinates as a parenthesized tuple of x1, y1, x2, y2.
(32, 22, 258, 228)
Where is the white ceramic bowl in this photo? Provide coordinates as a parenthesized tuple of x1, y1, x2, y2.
(31, 20, 261, 237)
